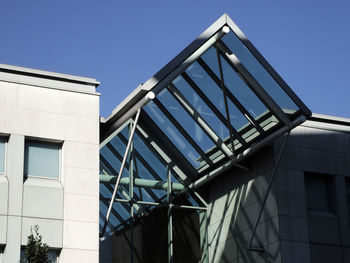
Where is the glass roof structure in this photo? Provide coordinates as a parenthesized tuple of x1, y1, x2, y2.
(99, 14, 311, 237)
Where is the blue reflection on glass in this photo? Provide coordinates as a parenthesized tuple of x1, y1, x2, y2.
(144, 100, 204, 168)
(220, 54, 268, 118)
(186, 59, 250, 131)
(158, 88, 216, 155)
(133, 132, 167, 181)
(173, 75, 229, 140)
(222, 31, 297, 113)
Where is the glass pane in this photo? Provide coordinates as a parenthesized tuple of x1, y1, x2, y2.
(144, 101, 205, 168)
(133, 132, 167, 181)
(305, 173, 332, 211)
(0, 138, 5, 173)
(173, 75, 229, 140)
(220, 55, 268, 119)
(100, 125, 130, 178)
(158, 88, 216, 155)
(48, 251, 58, 263)
(24, 141, 59, 178)
(222, 31, 298, 114)
(186, 60, 251, 132)
(100, 144, 129, 178)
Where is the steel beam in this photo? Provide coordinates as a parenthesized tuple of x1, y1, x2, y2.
(102, 109, 142, 237)
(215, 40, 291, 126)
(100, 174, 185, 191)
(184, 115, 306, 191)
(168, 83, 234, 158)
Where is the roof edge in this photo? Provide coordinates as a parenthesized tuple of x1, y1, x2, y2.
(0, 63, 100, 86)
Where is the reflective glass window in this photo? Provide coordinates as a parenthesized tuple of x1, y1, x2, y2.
(222, 31, 298, 113)
(173, 75, 229, 140)
(144, 100, 205, 168)
(158, 88, 217, 155)
(305, 173, 333, 211)
(133, 132, 167, 181)
(219, 54, 268, 119)
(186, 60, 251, 132)
(24, 141, 59, 179)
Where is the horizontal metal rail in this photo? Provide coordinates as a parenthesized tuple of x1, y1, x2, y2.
(100, 174, 185, 191)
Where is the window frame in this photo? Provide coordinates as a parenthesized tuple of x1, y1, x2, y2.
(24, 138, 62, 181)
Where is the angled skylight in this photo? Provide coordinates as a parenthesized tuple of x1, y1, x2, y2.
(99, 14, 311, 236)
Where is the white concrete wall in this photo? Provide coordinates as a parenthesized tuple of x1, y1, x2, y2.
(0, 73, 99, 263)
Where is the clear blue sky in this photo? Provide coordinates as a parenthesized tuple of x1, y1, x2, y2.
(1, 1, 349, 118)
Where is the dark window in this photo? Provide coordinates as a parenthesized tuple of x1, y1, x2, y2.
(305, 173, 333, 211)
(345, 178, 350, 224)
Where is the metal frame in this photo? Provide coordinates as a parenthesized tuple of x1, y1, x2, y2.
(99, 13, 312, 262)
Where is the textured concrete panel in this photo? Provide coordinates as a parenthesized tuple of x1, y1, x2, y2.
(6, 135, 24, 216)
(277, 192, 307, 218)
(63, 142, 99, 170)
(59, 248, 98, 263)
(280, 240, 311, 263)
(63, 167, 99, 196)
(3, 215, 21, 263)
(0, 81, 20, 109)
(236, 240, 281, 263)
(63, 220, 98, 250)
(240, 194, 278, 232)
(0, 176, 8, 215)
(0, 107, 41, 137)
(310, 243, 342, 263)
(333, 176, 350, 245)
(279, 145, 350, 176)
(275, 169, 305, 194)
(279, 216, 309, 242)
(209, 237, 238, 263)
(60, 92, 99, 119)
(18, 85, 63, 114)
(22, 178, 63, 220)
(308, 211, 340, 245)
(21, 217, 63, 248)
(64, 193, 98, 223)
(39, 112, 99, 144)
(289, 125, 350, 155)
(0, 215, 7, 244)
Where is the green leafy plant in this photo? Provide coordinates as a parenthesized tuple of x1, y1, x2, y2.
(21, 225, 51, 263)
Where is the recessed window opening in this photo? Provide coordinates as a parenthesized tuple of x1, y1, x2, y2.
(305, 172, 334, 212)
(24, 140, 60, 179)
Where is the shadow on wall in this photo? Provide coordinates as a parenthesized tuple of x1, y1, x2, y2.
(206, 126, 350, 263)
(100, 199, 201, 263)
(206, 145, 280, 263)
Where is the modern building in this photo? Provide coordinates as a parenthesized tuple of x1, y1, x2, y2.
(1, 13, 350, 263)
(0, 64, 100, 262)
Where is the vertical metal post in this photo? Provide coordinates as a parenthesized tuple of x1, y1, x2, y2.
(199, 211, 209, 263)
(167, 167, 174, 263)
(101, 108, 141, 237)
(129, 123, 135, 263)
